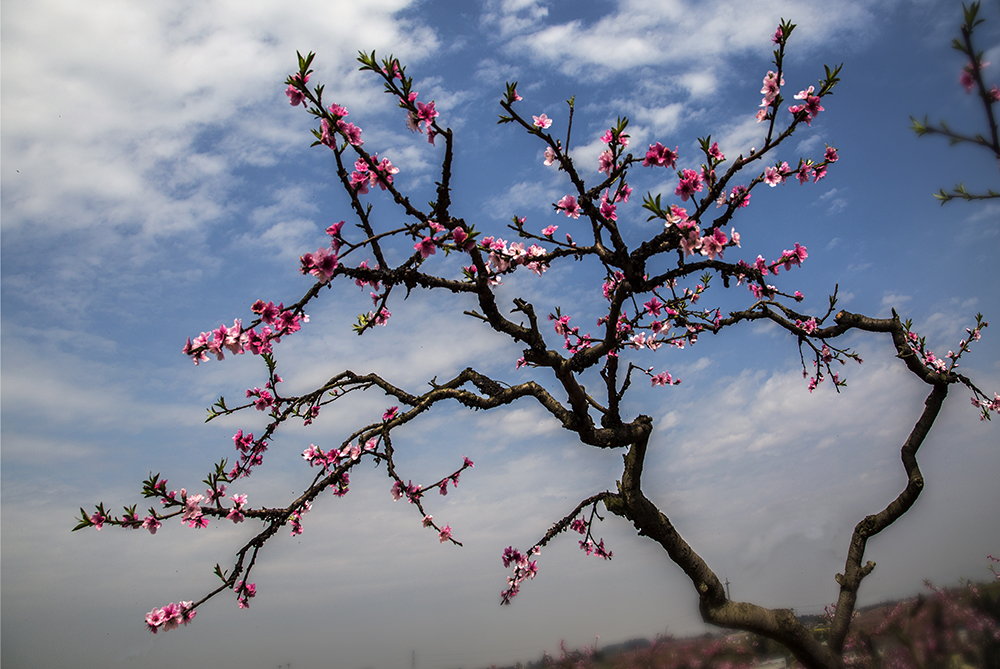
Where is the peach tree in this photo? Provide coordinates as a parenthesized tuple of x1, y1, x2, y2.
(78, 9, 998, 669)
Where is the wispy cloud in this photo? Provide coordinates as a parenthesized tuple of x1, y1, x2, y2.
(483, 0, 888, 92)
(2, 0, 438, 241)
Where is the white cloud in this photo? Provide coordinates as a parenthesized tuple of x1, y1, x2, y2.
(484, 179, 563, 219)
(1, 0, 439, 243)
(481, 0, 550, 39)
(880, 292, 913, 314)
(485, 0, 888, 83)
(818, 187, 848, 215)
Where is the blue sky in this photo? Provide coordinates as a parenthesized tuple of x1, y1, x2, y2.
(2, 1, 999, 668)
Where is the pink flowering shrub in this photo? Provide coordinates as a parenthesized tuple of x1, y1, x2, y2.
(78, 10, 998, 669)
(825, 576, 1000, 669)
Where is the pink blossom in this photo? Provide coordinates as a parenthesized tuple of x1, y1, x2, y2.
(542, 225, 558, 237)
(642, 142, 678, 168)
(226, 507, 245, 523)
(328, 103, 348, 117)
(451, 227, 470, 248)
(145, 601, 196, 633)
(142, 516, 161, 534)
(319, 119, 336, 148)
(760, 71, 784, 107)
(550, 314, 573, 336)
(90, 512, 105, 530)
(373, 156, 399, 189)
(780, 243, 808, 271)
(651, 371, 676, 387)
(680, 229, 702, 256)
(383, 60, 402, 79)
(764, 166, 783, 186)
(664, 204, 689, 228)
(729, 185, 750, 208)
(708, 142, 724, 161)
(959, 67, 976, 92)
(700, 228, 728, 260)
(182, 494, 205, 525)
(416, 100, 438, 124)
(598, 150, 614, 174)
(599, 198, 617, 221)
(422, 514, 434, 527)
(615, 183, 632, 203)
(789, 92, 824, 125)
(252, 300, 281, 324)
(643, 297, 663, 317)
(383, 406, 398, 421)
(797, 163, 814, 184)
(772, 26, 783, 43)
(796, 317, 818, 334)
(532, 113, 552, 129)
(285, 72, 309, 106)
(337, 120, 363, 146)
(414, 237, 436, 259)
(236, 582, 256, 609)
(543, 146, 557, 166)
(674, 169, 704, 201)
(824, 146, 839, 162)
(439, 524, 452, 543)
(556, 195, 581, 219)
(369, 307, 391, 326)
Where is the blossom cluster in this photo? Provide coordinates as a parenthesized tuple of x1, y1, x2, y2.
(959, 55, 1000, 101)
(301, 441, 370, 498)
(235, 581, 256, 609)
(182, 302, 308, 365)
(411, 220, 477, 263)
(731, 244, 809, 300)
(319, 104, 363, 148)
(390, 456, 474, 503)
(662, 204, 741, 261)
(570, 517, 613, 559)
(500, 545, 540, 604)
(145, 601, 196, 634)
(232, 428, 268, 476)
(788, 85, 825, 125)
(546, 311, 593, 355)
(349, 154, 399, 194)
(756, 69, 785, 121)
(289, 501, 311, 536)
(361, 53, 441, 144)
(477, 235, 549, 279)
(903, 318, 999, 420)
